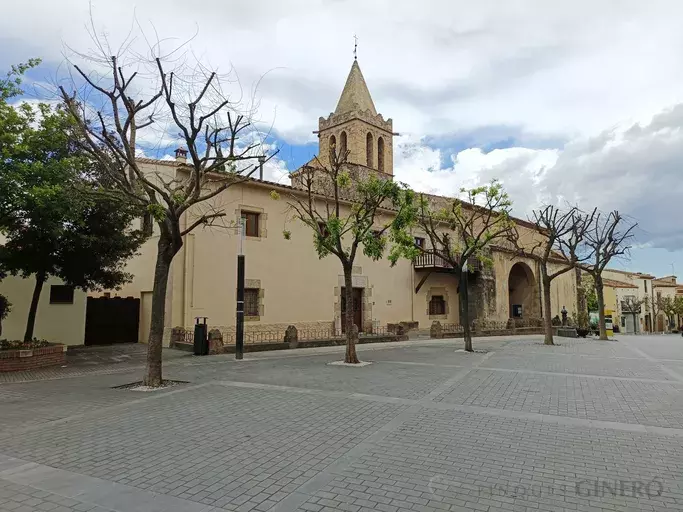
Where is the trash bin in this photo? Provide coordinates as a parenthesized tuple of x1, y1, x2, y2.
(193, 317, 208, 356)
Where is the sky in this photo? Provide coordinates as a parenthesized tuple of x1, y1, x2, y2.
(2, 0, 683, 278)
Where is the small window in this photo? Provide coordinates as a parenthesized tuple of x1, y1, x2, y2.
(241, 211, 260, 237)
(366, 132, 374, 167)
(414, 237, 425, 249)
(377, 136, 385, 172)
(429, 295, 446, 316)
(50, 285, 74, 304)
(372, 229, 382, 239)
(244, 288, 260, 317)
(340, 131, 348, 158)
(644, 280, 648, 292)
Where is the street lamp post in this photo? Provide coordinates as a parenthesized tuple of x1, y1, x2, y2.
(235, 218, 245, 360)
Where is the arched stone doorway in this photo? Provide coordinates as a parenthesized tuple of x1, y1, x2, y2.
(508, 262, 537, 319)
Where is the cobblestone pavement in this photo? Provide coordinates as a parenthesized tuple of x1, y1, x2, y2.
(1, 334, 683, 511)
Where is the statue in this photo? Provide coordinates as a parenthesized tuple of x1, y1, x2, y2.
(561, 306, 568, 326)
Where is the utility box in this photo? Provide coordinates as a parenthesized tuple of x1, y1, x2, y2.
(193, 317, 209, 356)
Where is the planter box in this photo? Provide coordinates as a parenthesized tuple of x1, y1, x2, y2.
(0, 344, 67, 372)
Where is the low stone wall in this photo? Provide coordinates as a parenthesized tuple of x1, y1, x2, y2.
(169, 325, 408, 354)
(0, 344, 67, 372)
(430, 321, 544, 339)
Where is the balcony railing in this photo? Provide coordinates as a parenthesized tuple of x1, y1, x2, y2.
(413, 252, 454, 270)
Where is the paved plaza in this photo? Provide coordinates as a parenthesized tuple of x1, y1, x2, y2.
(1, 334, 683, 511)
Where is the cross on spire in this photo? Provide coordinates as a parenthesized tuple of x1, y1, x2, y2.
(353, 34, 358, 60)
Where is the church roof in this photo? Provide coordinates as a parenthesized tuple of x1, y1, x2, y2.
(334, 60, 377, 116)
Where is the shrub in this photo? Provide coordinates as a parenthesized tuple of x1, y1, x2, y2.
(0, 339, 51, 351)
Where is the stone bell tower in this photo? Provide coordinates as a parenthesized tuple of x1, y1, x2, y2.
(315, 59, 395, 177)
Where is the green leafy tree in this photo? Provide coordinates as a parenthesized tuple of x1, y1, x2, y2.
(673, 296, 683, 329)
(0, 79, 145, 342)
(579, 272, 599, 313)
(0, 294, 11, 338)
(280, 145, 415, 363)
(402, 181, 515, 352)
(0, 59, 41, 229)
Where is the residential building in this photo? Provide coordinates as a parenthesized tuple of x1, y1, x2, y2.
(653, 276, 678, 331)
(601, 269, 655, 333)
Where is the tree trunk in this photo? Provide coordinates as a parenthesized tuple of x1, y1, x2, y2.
(633, 312, 638, 334)
(143, 235, 179, 387)
(460, 266, 473, 352)
(343, 265, 359, 364)
(595, 275, 608, 340)
(24, 271, 46, 343)
(542, 271, 554, 345)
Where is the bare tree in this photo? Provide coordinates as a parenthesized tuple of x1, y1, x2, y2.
(513, 205, 595, 345)
(581, 211, 637, 340)
(408, 181, 515, 352)
(59, 30, 271, 386)
(621, 295, 644, 334)
(279, 146, 415, 363)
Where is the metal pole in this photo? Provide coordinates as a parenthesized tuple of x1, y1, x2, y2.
(235, 218, 246, 360)
(236, 254, 245, 360)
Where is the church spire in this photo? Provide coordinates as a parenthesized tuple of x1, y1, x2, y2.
(334, 60, 377, 116)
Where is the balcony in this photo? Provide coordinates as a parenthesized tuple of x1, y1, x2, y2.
(413, 252, 454, 270)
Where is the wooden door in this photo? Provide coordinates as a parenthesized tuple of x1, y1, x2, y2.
(341, 287, 363, 333)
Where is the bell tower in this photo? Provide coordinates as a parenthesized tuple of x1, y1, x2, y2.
(316, 60, 395, 176)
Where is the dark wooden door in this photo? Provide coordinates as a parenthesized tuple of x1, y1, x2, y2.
(85, 296, 140, 345)
(341, 287, 363, 333)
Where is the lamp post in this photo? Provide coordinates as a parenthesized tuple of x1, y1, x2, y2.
(235, 218, 245, 360)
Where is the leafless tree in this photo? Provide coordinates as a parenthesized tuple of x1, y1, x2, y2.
(513, 205, 595, 345)
(59, 27, 272, 386)
(621, 296, 644, 334)
(580, 211, 637, 340)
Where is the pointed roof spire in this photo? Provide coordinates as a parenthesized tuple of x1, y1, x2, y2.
(334, 60, 377, 116)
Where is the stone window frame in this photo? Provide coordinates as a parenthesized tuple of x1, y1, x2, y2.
(427, 286, 449, 320)
(244, 279, 264, 322)
(235, 205, 268, 240)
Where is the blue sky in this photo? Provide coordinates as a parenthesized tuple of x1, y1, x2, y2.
(3, 0, 683, 279)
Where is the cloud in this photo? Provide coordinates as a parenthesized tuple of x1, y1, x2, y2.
(2, 0, 682, 260)
(394, 104, 683, 251)
(3, 0, 683, 143)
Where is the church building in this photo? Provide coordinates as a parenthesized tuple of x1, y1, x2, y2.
(113, 59, 578, 344)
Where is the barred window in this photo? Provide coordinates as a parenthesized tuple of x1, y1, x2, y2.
(429, 295, 446, 316)
(414, 237, 425, 249)
(244, 288, 260, 316)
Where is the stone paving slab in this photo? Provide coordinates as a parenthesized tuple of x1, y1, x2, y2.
(299, 408, 683, 512)
(1, 334, 683, 512)
(433, 367, 683, 428)
(165, 354, 476, 401)
(481, 352, 681, 381)
(0, 385, 408, 511)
